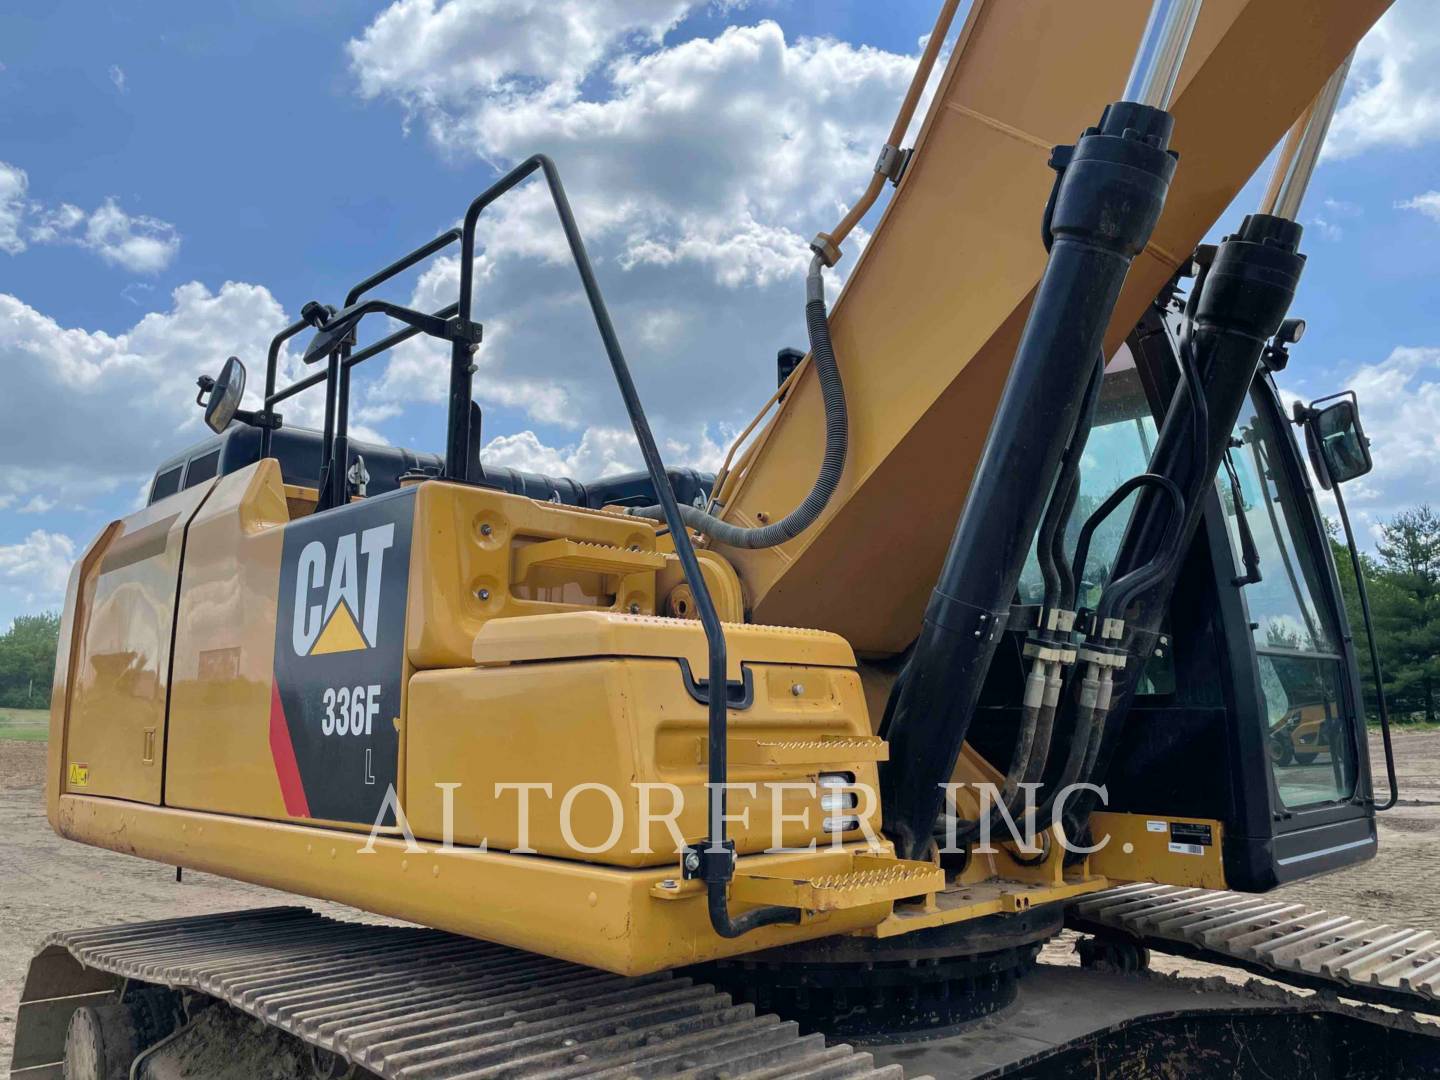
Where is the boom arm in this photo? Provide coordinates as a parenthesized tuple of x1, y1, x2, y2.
(709, 0, 1387, 656)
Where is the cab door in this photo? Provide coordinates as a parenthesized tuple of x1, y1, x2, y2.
(1214, 375, 1374, 884)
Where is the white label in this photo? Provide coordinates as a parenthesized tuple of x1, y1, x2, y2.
(1168, 842, 1204, 856)
(320, 684, 383, 737)
(1146, 820, 1166, 833)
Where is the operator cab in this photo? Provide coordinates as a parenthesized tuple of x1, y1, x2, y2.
(975, 302, 1386, 891)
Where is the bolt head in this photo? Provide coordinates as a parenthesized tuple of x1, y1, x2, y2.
(790, 683, 804, 697)
(477, 588, 491, 601)
(480, 523, 493, 536)
(684, 852, 701, 873)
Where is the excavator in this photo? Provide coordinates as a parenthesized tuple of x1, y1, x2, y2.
(14, 0, 1440, 1075)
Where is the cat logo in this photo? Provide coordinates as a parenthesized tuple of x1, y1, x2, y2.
(290, 524, 395, 658)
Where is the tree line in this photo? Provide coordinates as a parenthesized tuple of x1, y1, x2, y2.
(1329, 505, 1440, 726)
(0, 612, 61, 709)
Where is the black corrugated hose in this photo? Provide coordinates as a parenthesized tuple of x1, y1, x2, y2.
(629, 255, 846, 547)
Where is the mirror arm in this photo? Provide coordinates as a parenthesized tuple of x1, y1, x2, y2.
(234, 407, 283, 431)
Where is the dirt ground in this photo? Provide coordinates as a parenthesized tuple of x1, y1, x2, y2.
(2, 731, 1437, 1073)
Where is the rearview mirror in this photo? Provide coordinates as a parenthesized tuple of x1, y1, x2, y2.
(1300, 392, 1372, 489)
(204, 356, 247, 434)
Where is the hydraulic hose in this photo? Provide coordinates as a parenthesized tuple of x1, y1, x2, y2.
(1036, 353, 1105, 616)
(959, 353, 1106, 844)
(816, 0, 963, 263)
(1029, 472, 1185, 835)
(630, 256, 847, 548)
(707, 886, 799, 939)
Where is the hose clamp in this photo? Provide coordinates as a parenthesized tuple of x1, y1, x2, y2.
(1077, 644, 1127, 670)
(875, 143, 914, 186)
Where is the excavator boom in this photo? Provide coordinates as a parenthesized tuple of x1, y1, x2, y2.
(716, 0, 1383, 654)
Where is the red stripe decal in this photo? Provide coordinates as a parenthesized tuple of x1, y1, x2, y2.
(268, 680, 310, 818)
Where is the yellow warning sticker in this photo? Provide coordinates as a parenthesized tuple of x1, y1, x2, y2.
(68, 762, 89, 787)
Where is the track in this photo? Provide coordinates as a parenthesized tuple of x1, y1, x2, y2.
(11, 908, 903, 1079)
(1068, 882, 1440, 1015)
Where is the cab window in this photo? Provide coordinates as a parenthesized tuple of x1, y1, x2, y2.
(1018, 345, 1158, 606)
(150, 465, 183, 504)
(183, 449, 221, 489)
(1221, 389, 1358, 808)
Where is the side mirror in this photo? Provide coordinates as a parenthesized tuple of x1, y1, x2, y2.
(202, 356, 247, 434)
(1298, 391, 1372, 489)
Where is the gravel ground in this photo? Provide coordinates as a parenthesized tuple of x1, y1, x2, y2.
(3, 730, 1436, 1072)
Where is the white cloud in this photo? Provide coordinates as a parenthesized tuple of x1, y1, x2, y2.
(0, 530, 76, 612)
(1397, 190, 1440, 223)
(0, 282, 326, 508)
(1327, 3, 1440, 159)
(81, 198, 181, 273)
(482, 428, 640, 478)
(0, 159, 181, 273)
(481, 422, 727, 480)
(109, 64, 127, 94)
(349, 0, 693, 114)
(347, 13, 917, 471)
(0, 161, 28, 255)
(1319, 346, 1440, 525)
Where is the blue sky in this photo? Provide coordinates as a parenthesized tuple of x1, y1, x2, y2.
(1, 0, 1437, 630)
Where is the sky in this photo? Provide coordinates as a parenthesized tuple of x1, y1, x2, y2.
(0, 0, 1438, 630)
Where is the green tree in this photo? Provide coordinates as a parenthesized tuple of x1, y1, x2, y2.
(0, 611, 61, 709)
(1328, 507, 1440, 725)
(1372, 506, 1440, 723)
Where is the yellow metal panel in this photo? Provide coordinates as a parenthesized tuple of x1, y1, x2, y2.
(717, 0, 1389, 654)
(406, 482, 663, 669)
(404, 656, 880, 866)
(47, 521, 123, 827)
(655, 547, 746, 625)
(63, 480, 216, 804)
(53, 794, 895, 975)
(470, 609, 855, 682)
(166, 461, 290, 819)
(1088, 812, 1228, 889)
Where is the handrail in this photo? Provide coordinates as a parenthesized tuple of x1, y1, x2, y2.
(326, 229, 463, 508)
(447, 154, 793, 937)
(257, 229, 462, 499)
(345, 229, 461, 309)
(251, 160, 780, 936)
(259, 318, 308, 459)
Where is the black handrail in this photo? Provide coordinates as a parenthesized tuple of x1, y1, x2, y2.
(259, 319, 308, 459)
(325, 229, 465, 508)
(258, 229, 462, 498)
(252, 158, 778, 936)
(1331, 454, 1400, 811)
(267, 302, 461, 408)
(446, 155, 790, 937)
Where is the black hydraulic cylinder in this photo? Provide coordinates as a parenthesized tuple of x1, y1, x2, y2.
(1064, 213, 1306, 832)
(879, 101, 1178, 861)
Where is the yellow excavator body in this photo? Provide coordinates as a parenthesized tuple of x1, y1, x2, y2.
(44, 0, 1385, 976)
(24, 0, 1437, 1076)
